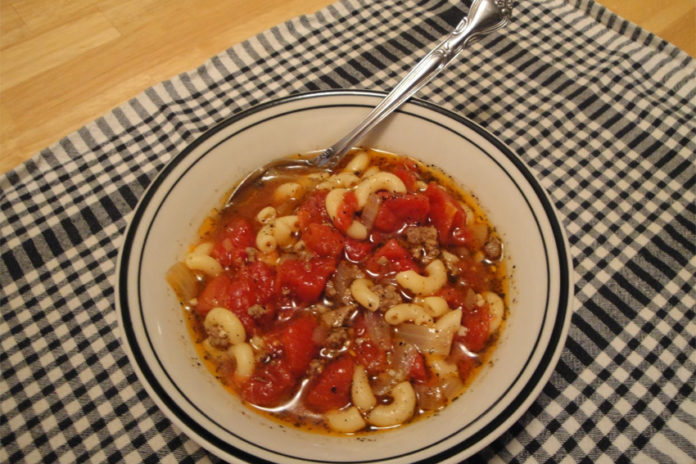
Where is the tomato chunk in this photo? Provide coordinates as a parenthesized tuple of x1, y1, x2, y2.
(344, 237, 373, 262)
(266, 314, 320, 375)
(365, 239, 419, 276)
(305, 356, 355, 413)
(353, 339, 388, 375)
(352, 313, 390, 375)
(409, 351, 428, 383)
(240, 261, 276, 304)
(373, 193, 429, 232)
(242, 314, 320, 407)
(276, 257, 336, 304)
(437, 284, 476, 311)
(302, 223, 345, 258)
(389, 159, 420, 192)
(297, 190, 330, 229)
(241, 360, 296, 407)
(425, 183, 467, 245)
(195, 263, 277, 332)
(333, 191, 358, 233)
(210, 217, 255, 268)
(458, 304, 491, 352)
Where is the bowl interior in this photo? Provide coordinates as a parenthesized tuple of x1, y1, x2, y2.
(117, 91, 572, 464)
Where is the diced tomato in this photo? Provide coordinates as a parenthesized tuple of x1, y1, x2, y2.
(302, 223, 345, 258)
(333, 191, 358, 233)
(240, 261, 276, 304)
(195, 274, 228, 315)
(195, 274, 237, 314)
(297, 190, 330, 229)
(243, 314, 321, 407)
(373, 193, 430, 232)
(305, 356, 355, 413)
(409, 351, 428, 383)
(210, 217, 255, 268)
(224, 279, 259, 331)
(390, 165, 419, 192)
(241, 360, 296, 407)
(344, 237, 373, 262)
(425, 183, 467, 245)
(450, 225, 472, 247)
(196, 263, 278, 332)
(365, 239, 419, 276)
(437, 284, 476, 311)
(266, 314, 320, 375)
(458, 305, 491, 352)
(373, 207, 400, 233)
(353, 339, 388, 375)
(277, 257, 336, 304)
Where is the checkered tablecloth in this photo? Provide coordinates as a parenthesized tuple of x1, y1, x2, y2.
(1, 0, 694, 462)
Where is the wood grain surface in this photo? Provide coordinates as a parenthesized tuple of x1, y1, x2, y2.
(1, 0, 694, 174)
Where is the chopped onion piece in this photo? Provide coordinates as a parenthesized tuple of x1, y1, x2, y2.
(468, 223, 489, 249)
(364, 310, 391, 349)
(395, 323, 454, 356)
(440, 375, 465, 400)
(361, 192, 382, 230)
(166, 262, 198, 304)
(392, 342, 418, 381)
(414, 384, 447, 411)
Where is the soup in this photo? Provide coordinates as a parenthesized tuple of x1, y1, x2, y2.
(167, 149, 507, 434)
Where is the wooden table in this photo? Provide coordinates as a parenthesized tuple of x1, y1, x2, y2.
(1, 0, 694, 174)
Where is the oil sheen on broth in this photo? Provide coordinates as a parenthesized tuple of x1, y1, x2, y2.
(167, 149, 508, 435)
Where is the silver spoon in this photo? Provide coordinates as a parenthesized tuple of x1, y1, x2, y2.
(226, 0, 512, 204)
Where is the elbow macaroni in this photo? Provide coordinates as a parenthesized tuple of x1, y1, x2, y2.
(274, 182, 302, 202)
(255, 215, 299, 252)
(483, 291, 504, 334)
(351, 366, 377, 412)
(395, 259, 447, 296)
(418, 296, 450, 317)
(435, 308, 462, 334)
(384, 303, 434, 326)
(185, 242, 223, 276)
(325, 188, 367, 240)
(228, 343, 254, 380)
(350, 279, 380, 311)
(255, 224, 276, 253)
(256, 206, 276, 224)
(204, 307, 246, 346)
(316, 172, 360, 190)
(273, 215, 299, 248)
(342, 151, 369, 174)
(344, 220, 368, 240)
(367, 382, 416, 427)
(326, 407, 366, 433)
(354, 172, 406, 208)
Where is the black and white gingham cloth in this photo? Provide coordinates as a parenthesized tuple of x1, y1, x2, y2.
(1, 0, 694, 462)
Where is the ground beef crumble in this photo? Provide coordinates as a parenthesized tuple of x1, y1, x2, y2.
(404, 226, 440, 264)
(372, 283, 403, 311)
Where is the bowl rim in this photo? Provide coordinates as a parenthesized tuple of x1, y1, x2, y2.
(116, 89, 574, 463)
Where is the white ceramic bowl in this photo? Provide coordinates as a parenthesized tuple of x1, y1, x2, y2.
(116, 90, 574, 463)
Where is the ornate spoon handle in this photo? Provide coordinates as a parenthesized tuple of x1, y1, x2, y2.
(317, 0, 513, 168)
